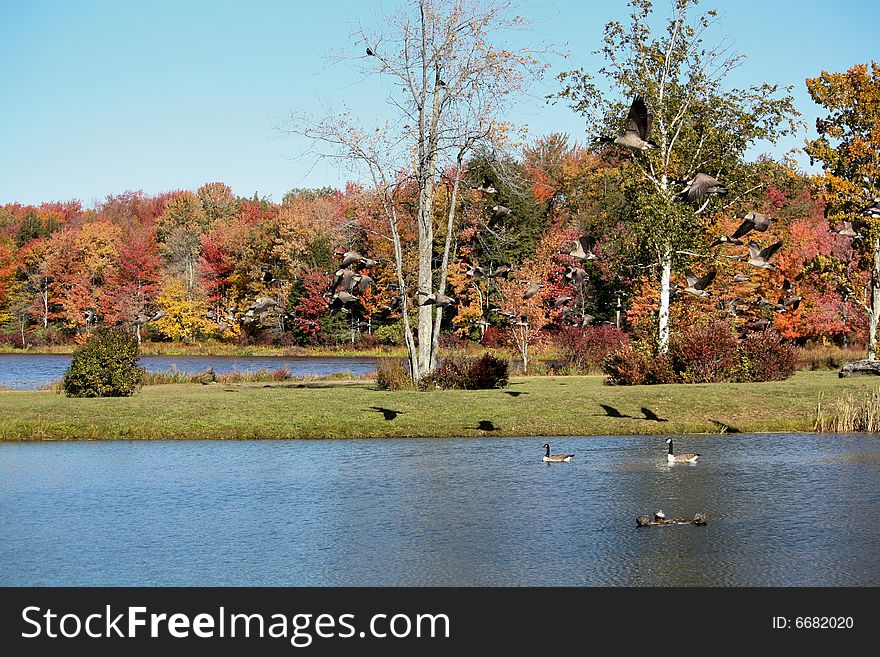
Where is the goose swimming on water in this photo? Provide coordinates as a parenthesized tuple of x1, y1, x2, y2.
(543, 443, 574, 462)
(666, 438, 700, 463)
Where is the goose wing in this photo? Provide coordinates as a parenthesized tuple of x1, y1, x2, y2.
(747, 241, 762, 259)
(696, 270, 716, 290)
(627, 96, 651, 140)
(731, 217, 756, 239)
(684, 268, 698, 289)
(759, 241, 783, 260)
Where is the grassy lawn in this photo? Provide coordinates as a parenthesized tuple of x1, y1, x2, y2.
(1, 370, 878, 441)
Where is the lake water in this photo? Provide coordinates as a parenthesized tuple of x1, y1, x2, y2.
(0, 354, 377, 389)
(1, 434, 878, 586)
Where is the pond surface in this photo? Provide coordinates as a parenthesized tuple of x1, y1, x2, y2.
(0, 354, 377, 389)
(1, 434, 878, 586)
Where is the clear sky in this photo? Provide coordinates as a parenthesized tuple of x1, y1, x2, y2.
(1, 0, 876, 207)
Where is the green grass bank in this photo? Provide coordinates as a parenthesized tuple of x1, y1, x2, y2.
(1, 370, 877, 441)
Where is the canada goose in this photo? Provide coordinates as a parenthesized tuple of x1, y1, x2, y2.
(490, 205, 511, 223)
(418, 292, 457, 307)
(359, 257, 379, 269)
(353, 274, 374, 294)
(674, 173, 728, 202)
(365, 47, 375, 56)
(746, 241, 783, 269)
(466, 264, 487, 279)
(543, 443, 574, 462)
(709, 235, 743, 247)
(564, 266, 588, 285)
(665, 438, 700, 463)
(523, 281, 545, 300)
(779, 295, 802, 312)
(474, 177, 497, 194)
(741, 318, 771, 332)
(260, 267, 274, 283)
(567, 236, 598, 261)
(781, 279, 796, 293)
(248, 297, 277, 313)
(490, 265, 511, 279)
(731, 212, 773, 239)
(654, 510, 667, 522)
(858, 197, 880, 218)
(552, 295, 573, 308)
(829, 220, 867, 238)
(330, 268, 359, 292)
(599, 96, 658, 151)
(693, 513, 708, 526)
(732, 273, 752, 283)
(149, 310, 167, 322)
(683, 269, 716, 297)
(340, 250, 364, 268)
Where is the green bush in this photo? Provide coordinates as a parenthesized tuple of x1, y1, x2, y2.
(62, 329, 145, 397)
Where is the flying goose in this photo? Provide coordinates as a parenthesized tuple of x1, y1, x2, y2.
(779, 295, 802, 312)
(741, 318, 771, 332)
(523, 281, 545, 300)
(353, 274, 374, 294)
(746, 241, 783, 269)
(567, 236, 598, 261)
(418, 291, 457, 307)
(829, 220, 867, 238)
(683, 269, 716, 297)
(552, 295, 573, 308)
(666, 438, 700, 463)
(474, 177, 497, 194)
(599, 96, 658, 151)
(340, 250, 365, 268)
(732, 273, 752, 283)
(490, 265, 511, 279)
(859, 197, 880, 218)
(330, 267, 359, 292)
(731, 212, 773, 239)
(490, 205, 511, 224)
(564, 266, 587, 285)
(543, 443, 574, 463)
(674, 173, 728, 202)
(709, 235, 743, 247)
(466, 264, 487, 279)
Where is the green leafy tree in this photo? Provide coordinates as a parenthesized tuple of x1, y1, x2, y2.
(804, 62, 880, 358)
(62, 328, 144, 397)
(556, 0, 798, 352)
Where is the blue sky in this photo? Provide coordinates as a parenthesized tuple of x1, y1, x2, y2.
(0, 0, 876, 206)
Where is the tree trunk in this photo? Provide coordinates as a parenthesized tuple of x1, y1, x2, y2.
(42, 285, 48, 329)
(869, 238, 880, 360)
(429, 161, 462, 372)
(657, 248, 672, 354)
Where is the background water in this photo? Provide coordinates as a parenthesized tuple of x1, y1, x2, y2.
(0, 354, 377, 389)
(1, 434, 878, 586)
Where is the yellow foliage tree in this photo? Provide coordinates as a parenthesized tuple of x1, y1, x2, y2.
(154, 278, 212, 343)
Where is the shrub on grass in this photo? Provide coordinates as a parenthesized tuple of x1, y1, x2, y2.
(602, 343, 676, 386)
(669, 322, 739, 383)
(555, 326, 630, 373)
(739, 330, 799, 382)
(429, 353, 509, 390)
(62, 329, 144, 397)
(603, 324, 799, 385)
(375, 358, 412, 390)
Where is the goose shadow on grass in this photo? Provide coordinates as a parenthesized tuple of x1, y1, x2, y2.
(369, 406, 402, 421)
(596, 404, 633, 419)
(474, 420, 498, 432)
(640, 407, 668, 422)
(503, 390, 527, 397)
(710, 419, 741, 434)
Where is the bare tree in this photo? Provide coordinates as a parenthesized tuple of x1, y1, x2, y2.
(287, 0, 550, 381)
